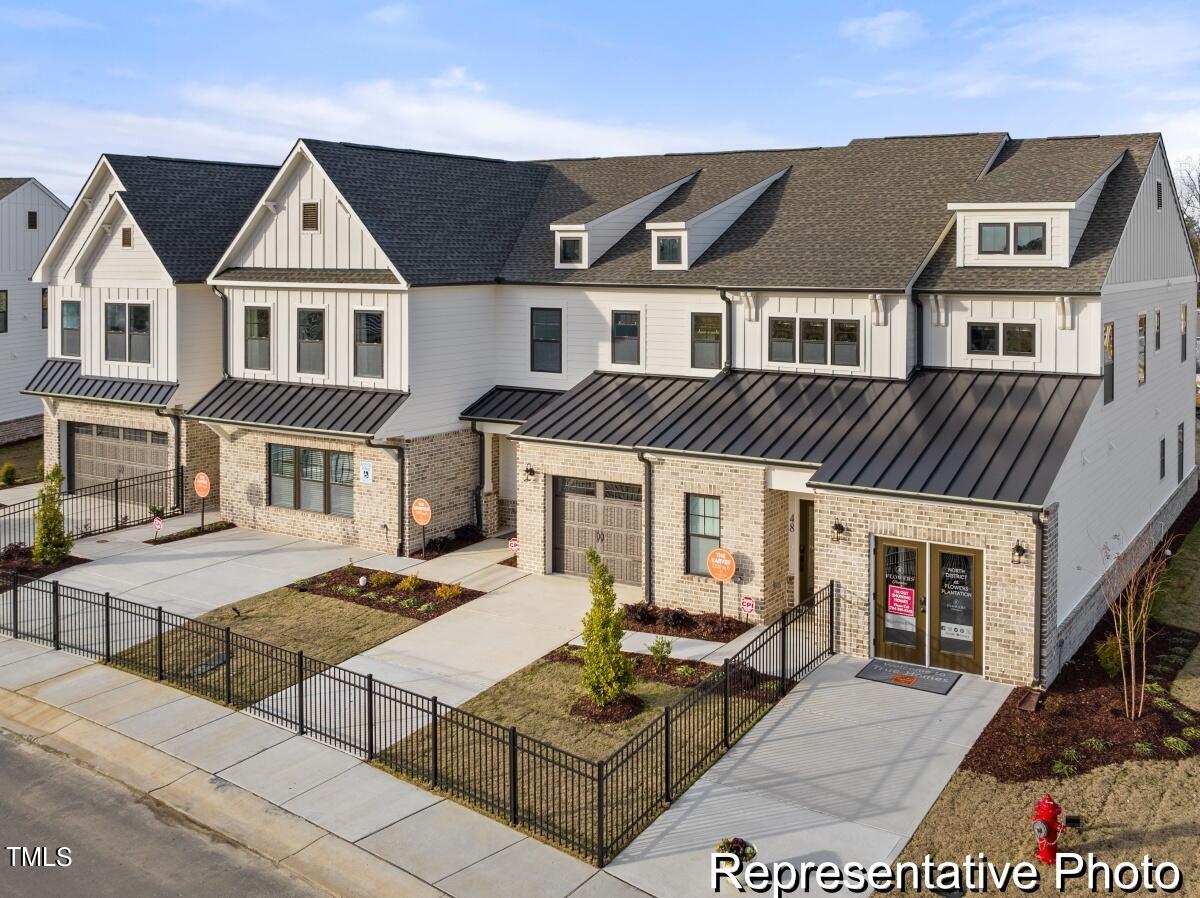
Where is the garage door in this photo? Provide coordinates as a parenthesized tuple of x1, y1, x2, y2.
(70, 423, 169, 489)
(552, 477, 642, 585)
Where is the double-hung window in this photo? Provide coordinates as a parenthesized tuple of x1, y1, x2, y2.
(800, 319, 827, 364)
(245, 308, 270, 370)
(611, 311, 640, 365)
(104, 302, 150, 363)
(768, 317, 795, 363)
(1155, 309, 1162, 351)
(0, 291, 6, 334)
(691, 312, 722, 369)
(685, 494, 720, 576)
(41, 289, 47, 329)
(297, 309, 325, 375)
(831, 320, 860, 366)
(1183, 303, 1190, 363)
(1137, 313, 1147, 385)
(1102, 321, 1115, 404)
(269, 444, 353, 517)
(531, 308, 562, 373)
(61, 301, 80, 357)
(354, 311, 384, 378)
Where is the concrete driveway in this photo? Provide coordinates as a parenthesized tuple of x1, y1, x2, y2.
(608, 655, 1009, 897)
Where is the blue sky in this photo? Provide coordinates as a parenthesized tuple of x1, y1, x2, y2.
(3, 0, 1200, 201)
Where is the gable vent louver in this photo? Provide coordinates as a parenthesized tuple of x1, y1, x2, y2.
(301, 201, 320, 232)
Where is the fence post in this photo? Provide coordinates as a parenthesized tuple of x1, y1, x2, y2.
(103, 592, 111, 663)
(595, 760, 606, 867)
(430, 697, 440, 788)
(662, 706, 672, 805)
(155, 606, 164, 679)
(366, 674, 375, 760)
(52, 581, 61, 650)
(175, 466, 183, 512)
(508, 726, 519, 825)
(722, 658, 731, 750)
(828, 580, 836, 653)
(10, 572, 18, 638)
(223, 627, 233, 705)
(780, 607, 790, 695)
(297, 651, 306, 736)
(113, 478, 120, 532)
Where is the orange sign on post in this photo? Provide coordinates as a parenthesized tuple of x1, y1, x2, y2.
(411, 498, 432, 526)
(193, 472, 211, 499)
(706, 547, 736, 582)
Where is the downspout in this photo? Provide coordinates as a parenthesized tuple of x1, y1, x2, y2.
(472, 423, 485, 534)
(1032, 509, 1045, 687)
(718, 289, 734, 370)
(638, 450, 654, 607)
(368, 436, 406, 557)
(910, 292, 925, 370)
(212, 286, 230, 377)
(154, 407, 184, 510)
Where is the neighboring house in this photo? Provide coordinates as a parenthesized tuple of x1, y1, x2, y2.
(0, 178, 65, 445)
(26, 155, 276, 501)
(31, 132, 1196, 689)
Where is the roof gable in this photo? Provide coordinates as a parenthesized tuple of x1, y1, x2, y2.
(0, 178, 32, 203)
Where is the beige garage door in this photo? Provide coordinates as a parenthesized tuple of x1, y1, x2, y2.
(71, 423, 169, 489)
(552, 477, 642, 585)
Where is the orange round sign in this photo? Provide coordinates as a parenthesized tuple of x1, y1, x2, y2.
(411, 498, 432, 526)
(706, 547, 736, 582)
(193, 472, 211, 499)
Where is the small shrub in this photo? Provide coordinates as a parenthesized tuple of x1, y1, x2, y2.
(434, 582, 463, 602)
(35, 461, 44, 481)
(1133, 742, 1155, 757)
(1182, 726, 1200, 740)
(367, 571, 400, 590)
(1081, 737, 1109, 753)
(624, 603, 656, 627)
(396, 597, 417, 609)
(1051, 759, 1077, 777)
(417, 602, 436, 613)
(1095, 632, 1123, 679)
(334, 584, 360, 597)
(661, 607, 692, 630)
(1164, 652, 1190, 665)
(1152, 698, 1176, 712)
(1060, 748, 1083, 764)
(1163, 736, 1192, 755)
(1, 542, 30, 563)
(648, 636, 673, 667)
(396, 574, 421, 594)
(1174, 710, 1195, 724)
(0, 463, 17, 485)
(1145, 682, 1167, 695)
(580, 549, 633, 707)
(1152, 662, 1175, 674)
(148, 503, 165, 519)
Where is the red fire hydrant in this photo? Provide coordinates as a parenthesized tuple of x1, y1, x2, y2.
(1031, 794, 1068, 865)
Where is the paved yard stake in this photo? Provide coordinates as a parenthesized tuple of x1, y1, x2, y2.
(52, 581, 61, 650)
(508, 726, 519, 825)
(662, 707, 672, 804)
(155, 606, 164, 679)
(366, 674, 375, 760)
(430, 697, 439, 788)
(103, 592, 111, 662)
(722, 658, 731, 749)
(297, 651, 306, 736)
(223, 626, 232, 704)
(10, 572, 18, 638)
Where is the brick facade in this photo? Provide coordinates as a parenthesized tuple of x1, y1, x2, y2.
(400, 428, 479, 551)
(0, 414, 42, 447)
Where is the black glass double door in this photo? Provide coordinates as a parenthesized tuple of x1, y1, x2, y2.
(874, 538, 983, 674)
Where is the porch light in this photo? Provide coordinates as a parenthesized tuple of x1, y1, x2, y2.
(523, 465, 537, 481)
(1012, 542, 1027, 564)
(831, 521, 846, 543)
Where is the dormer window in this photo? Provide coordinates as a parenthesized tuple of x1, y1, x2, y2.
(657, 235, 682, 265)
(1014, 222, 1046, 255)
(559, 237, 582, 265)
(978, 223, 1009, 254)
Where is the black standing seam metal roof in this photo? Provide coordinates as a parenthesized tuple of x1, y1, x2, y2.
(514, 368, 1099, 506)
(23, 359, 178, 406)
(187, 377, 408, 436)
(460, 385, 566, 424)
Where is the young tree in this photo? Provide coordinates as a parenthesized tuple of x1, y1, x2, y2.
(1101, 533, 1173, 720)
(33, 464, 73, 566)
(580, 548, 633, 706)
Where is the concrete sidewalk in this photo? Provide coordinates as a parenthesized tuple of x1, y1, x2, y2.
(0, 636, 647, 898)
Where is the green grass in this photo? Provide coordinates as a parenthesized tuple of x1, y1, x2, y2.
(1156, 521, 1200, 633)
(0, 437, 43, 488)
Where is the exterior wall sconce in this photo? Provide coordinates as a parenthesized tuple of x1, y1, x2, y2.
(831, 521, 846, 542)
(1012, 542, 1027, 564)
(523, 466, 537, 481)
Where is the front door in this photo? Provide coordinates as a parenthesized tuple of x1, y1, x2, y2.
(874, 538, 926, 667)
(929, 546, 983, 674)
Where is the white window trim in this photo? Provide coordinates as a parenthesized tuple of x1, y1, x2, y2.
(101, 301, 154, 370)
(962, 318, 1041, 363)
(760, 314, 869, 374)
(349, 305, 388, 386)
(300, 200, 322, 234)
(605, 307, 645, 370)
(242, 303, 274, 377)
(554, 231, 588, 270)
(651, 230, 688, 271)
(293, 303, 330, 381)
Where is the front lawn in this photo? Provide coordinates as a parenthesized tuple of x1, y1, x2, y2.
(0, 437, 43, 488)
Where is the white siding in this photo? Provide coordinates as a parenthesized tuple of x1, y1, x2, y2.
(1068, 172, 1108, 261)
(226, 155, 388, 270)
(174, 284, 225, 407)
(957, 209, 1070, 267)
(40, 163, 120, 284)
(682, 170, 787, 267)
(921, 295, 1100, 373)
(1044, 279, 1195, 623)
(52, 284, 176, 382)
(225, 286, 405, 390)
(580, 176, 691, 265)
(0, 180, 66, 275)
(78, 209, 171, 286)
(1104, 142, 1195, 286)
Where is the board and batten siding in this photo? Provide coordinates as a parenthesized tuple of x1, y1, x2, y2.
(226, 156, 389, 271)
(1104, 142, 1196, 286)
(0, 180, 66, 275)
(173, 284, 224, 407)
(50, 284, 177, 383)
(225, 287, 404, 391)
(921, 295, 1100, 374)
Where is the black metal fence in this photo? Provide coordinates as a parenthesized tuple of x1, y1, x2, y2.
(0, 468, 184, 548)
(0, 572, 834, 865)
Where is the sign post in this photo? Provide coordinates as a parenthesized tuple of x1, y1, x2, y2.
(152, 516, 163, 543)
(706, 547, 736, 617)
(194, 472, 212, 530)
(411, 498, 432, 558)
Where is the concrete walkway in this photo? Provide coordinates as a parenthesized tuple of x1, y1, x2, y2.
(0, 636, 648, 898)
(608, 655, 1009, 897)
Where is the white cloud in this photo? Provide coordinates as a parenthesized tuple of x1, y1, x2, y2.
(840, 10, 924, 48)
(1, 76, 774, 200)
(365, 4, 410, 24)
(428, 66, 485, 93)
(0, 6, 91, 27)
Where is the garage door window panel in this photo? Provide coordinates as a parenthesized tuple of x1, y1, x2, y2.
(686, 494, 720, 576)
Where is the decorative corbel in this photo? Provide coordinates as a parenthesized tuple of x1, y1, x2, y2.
(871, 293, 886, 326)
(263, 201, 279, 214)
(1056, 296, 1074, 331)
(929, 294, 948, 327)
(738, 291, 758, 321)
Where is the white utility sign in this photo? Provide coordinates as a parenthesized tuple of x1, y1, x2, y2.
(359, 462, 374, 485)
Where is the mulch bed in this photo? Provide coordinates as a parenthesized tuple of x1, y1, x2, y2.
(963, 619, 1200, 782)
(0, 545, 88, 586)
(144, 521, 235, 545)
(407, 527, 485, 561)
(499, 555, 518, 568)
(295, 564, 484, 622)
(621, 602, 753, 642)
(571, 693, 645, 723)
(545, 646, 720, 688)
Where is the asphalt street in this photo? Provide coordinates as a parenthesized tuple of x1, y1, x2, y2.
(0, 729, 324, 897)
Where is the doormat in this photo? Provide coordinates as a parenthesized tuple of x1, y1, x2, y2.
(856, 659, 961, 695)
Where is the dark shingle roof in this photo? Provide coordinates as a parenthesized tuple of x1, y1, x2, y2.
(104, 155, 277, 283)
(460, 385, 565, 424)
(24, 359, 177, 406)
(301, 140, 548, 287)
(188, 377, 407, 436)
(516, 368, 1098, 506)
(214, 267, 400, 284)
(959, 136, 1129, 204)
(0, 178, 31, 202)
(916, 134, 1162, 293)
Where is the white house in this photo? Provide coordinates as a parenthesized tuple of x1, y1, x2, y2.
(0, 178, 65, 445)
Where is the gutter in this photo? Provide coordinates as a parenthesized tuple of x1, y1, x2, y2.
(154, 406, 185, 510)
(367, 435, 407, 557)
(472, 423, 485, 533)
(718, 289, 734, 370)
(638, 450, 654, 607)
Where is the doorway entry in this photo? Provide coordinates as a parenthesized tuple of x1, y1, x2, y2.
(874, 538, 983, 675)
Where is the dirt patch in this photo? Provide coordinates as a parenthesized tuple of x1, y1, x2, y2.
(545, 646, 720, 688)
(499, 555, 518, 568)
(965, 620, 1199, 782)
(0, 544, 87, 586)
(295, 565, 484, 622)
(144, 521, 235, 545)
(622, 602, 753, 642)
(571, 693, 645, 723)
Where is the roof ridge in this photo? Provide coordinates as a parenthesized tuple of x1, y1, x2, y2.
(106, 153, 275, 170)
(306, 139, 525, 167)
